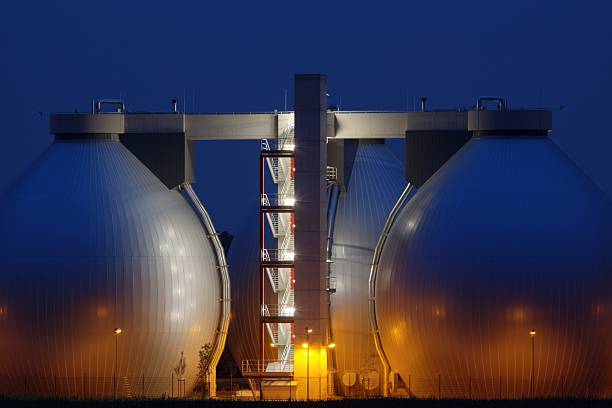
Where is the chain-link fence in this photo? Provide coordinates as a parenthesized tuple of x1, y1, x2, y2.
(0, 374, 609, 399)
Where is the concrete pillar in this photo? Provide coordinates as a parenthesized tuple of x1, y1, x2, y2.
(293, 74, 328, 399)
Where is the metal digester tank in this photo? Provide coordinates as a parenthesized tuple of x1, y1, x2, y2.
(228, 139, 407, 396)
(0, 113, 229, 398)
(372, 104, 612, 398)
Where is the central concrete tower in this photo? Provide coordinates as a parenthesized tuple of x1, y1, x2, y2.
(293, 74, 329, 399)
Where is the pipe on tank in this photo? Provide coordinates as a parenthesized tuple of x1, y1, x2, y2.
(419, 96, 427, 112)
(368, 183, 414, 397)
(326, 184, 341, 385)
(326, 185, 340, 261)
(180, 183, 231, 398)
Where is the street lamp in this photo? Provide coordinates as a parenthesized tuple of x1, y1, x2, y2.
(530, 329, 536, 398)
(305, 327, 312, 401)
(113, 328, 122, 399)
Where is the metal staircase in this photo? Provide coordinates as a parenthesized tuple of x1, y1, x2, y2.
(242, 114, 296, 398)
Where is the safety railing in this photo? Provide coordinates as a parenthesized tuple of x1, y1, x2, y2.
(261, 303, 295, 318)
(241, 360, 294, 375)
(261, 193, 295, 208)
(261, 137, 295, 152)
(261, 248, 295, 263)
(279, 344, 294, 372)
(326, 166, 338, 184)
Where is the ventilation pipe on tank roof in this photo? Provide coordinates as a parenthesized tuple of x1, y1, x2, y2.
(477, 96, 507, 110)
(171, 98, 178, 113)
(419, 96, 427, 112)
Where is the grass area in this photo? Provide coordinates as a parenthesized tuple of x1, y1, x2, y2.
(0, 398, 610, 408)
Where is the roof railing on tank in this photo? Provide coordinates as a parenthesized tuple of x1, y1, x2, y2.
(93, 99, 125, 114)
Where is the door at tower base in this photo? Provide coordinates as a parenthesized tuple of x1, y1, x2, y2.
(375, 111, 612, 398)
(0, 138, 222, 398)
(294, 346, 328, 400)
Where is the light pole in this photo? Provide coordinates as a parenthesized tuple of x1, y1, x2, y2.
(304, 327, 313, 401)
(113, 328, 122, 399)
(530, 329, 536, 398)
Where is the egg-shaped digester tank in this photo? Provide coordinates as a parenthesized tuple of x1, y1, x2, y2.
(226, 211, 271, 372)
(328, 140, 406, 396)
(227, 140, 407, 396)
(374, 108, 612, 398)
(0, 136, 223, 398)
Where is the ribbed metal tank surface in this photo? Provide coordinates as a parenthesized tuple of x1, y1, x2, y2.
(0, 140, 221, 398)
(375, 135, 612, 398)
(329, 141, 406, 396)
(227, 141, 406, 396)
(226, 211, 271, 371)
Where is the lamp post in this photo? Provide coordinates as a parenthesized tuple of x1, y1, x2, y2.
(113, 328, 122, 399)
(530, 330, 536, 398)
(304, 327, 313, 401)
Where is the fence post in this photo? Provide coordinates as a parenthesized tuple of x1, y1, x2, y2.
(408, 374, 411, 397)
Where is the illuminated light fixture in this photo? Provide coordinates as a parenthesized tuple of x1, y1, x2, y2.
(307, 328, 313, 334)
(283, 197, 296, 206)
(270, 343, 276, 347)
(302, 342, 309, 349)
(285, 251, 295, 261)
(285, 306, 296, 315)
(327, 343, 336, 349)
(285, 144, 295, 151)
(114, 328, 122, 335)
(292, 279, 295, 283)
(292, 334, 296, 339)
(530, 329, 536, 337)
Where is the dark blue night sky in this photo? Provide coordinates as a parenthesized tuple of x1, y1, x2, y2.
(1, 0, 611, 234)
